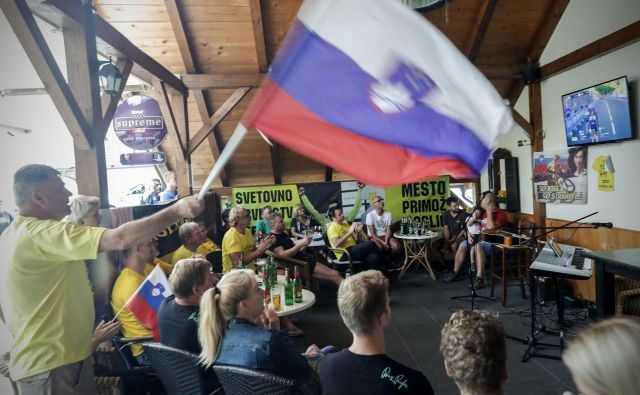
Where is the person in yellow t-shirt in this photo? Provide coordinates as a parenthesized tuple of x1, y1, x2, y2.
(221, 205, 274, 272)
(327, 207, 385, 271)
(0, 164, 204, 395)
(111, 239, 158, 364)
(171, 222, 221, 266)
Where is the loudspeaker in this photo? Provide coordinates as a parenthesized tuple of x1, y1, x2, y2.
(521, 63, 540, 85)
(536, 276, 557, 303)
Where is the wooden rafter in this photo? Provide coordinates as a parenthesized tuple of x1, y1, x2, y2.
(507, 0, 570, 106)
(188, 87, 251, 155)
(25, 0, 185, 94)
(270, 143, 282, 185)
(249, 0, 268, 73)
(164, 0, 229, 186)
(511, 109, 534, 139)
(540, 20, 640, 80)
(153, 79, 186, 162)
(1, 0, 92, 149)
(181, 73, 265, 89)
(466, 0, 498, 61)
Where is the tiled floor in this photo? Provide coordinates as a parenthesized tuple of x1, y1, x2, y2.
(290, 269, 592, 395)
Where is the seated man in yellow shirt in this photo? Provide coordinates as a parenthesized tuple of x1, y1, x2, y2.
(327, 207, 385, 272)
(171, 222, 221, 266)
(221, 205, 274, 272)
(111, 239, 158, 365)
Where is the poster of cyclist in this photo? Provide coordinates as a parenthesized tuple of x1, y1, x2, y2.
(533, 148, 588, 204)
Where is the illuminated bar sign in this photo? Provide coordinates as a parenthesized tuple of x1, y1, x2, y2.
(113, 95, 168, 150)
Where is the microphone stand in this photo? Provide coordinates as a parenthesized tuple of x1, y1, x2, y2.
(517, 211, 599, 362)
(450, 218, 497, 309)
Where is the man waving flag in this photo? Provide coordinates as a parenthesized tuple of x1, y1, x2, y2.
(240, 0, 512, 187)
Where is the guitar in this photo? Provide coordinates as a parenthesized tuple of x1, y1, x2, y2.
(481, 230, 530, 246)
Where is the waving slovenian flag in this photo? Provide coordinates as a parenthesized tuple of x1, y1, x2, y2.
(242, 0, 512, 186)
(124, 265, 172, 339)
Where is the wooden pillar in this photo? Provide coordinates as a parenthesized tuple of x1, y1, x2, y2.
(62, 1, 110, 207)
(529, 82, 546, 229)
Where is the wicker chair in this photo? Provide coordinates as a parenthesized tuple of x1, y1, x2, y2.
(615, 278, 640, 317)
(264, 250, 314, 289)
(213, 364, 295, 395)
(143, 342, 221, 395)
(0, 351, 18, 395)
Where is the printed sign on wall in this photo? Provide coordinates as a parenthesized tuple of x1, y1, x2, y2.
(232, 184, 302, 229)
(533, 147, 588, 204)
(384, 177, 450, 230)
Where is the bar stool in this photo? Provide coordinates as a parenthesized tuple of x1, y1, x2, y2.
(490, 242, 531, 306)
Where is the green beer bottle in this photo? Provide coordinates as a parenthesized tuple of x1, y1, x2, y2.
(284, 269, 294, 306)
(294, 266, 303, 303)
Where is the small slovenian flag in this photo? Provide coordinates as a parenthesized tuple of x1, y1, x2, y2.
(242, 0, 513, 186)
(124, 265, 172, 340)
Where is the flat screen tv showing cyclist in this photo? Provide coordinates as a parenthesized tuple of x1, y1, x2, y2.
(561, 76, 633, 147)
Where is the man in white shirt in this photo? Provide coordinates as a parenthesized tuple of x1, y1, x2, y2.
(365, 196, 400, 255)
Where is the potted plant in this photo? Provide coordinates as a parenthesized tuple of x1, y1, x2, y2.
(497, 190, 507, 210)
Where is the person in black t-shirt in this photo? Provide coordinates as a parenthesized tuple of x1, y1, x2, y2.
(440, 310, 507, 395)
(158, 258, 218, 353)
(268, 212, 343, 286)
(319, 270, 435, 395)
(442, 197, 468, 253)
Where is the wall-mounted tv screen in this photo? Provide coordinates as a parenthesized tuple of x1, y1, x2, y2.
(562, 76, 633, 146)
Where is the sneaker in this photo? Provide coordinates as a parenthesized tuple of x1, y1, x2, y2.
(444, 271, 461, 283)
(473, 277, 486, 289)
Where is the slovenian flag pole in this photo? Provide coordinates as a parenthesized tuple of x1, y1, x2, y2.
(198, 123, 249, 199)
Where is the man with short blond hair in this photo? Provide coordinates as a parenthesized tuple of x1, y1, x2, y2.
(319, 270, 434, 394)
(0, 164, 203, 395)
(440, 310, 507, 395)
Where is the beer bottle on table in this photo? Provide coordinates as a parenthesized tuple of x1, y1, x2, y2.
(294, 266, 303, 303)
(237, 253, 245, 269)
(262, 271, 271, 305)
(284, 268, 294, 306)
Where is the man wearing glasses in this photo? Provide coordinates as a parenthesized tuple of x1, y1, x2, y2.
(365, 196, 400, 255)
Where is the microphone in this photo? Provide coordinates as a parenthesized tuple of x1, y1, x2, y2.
(589, 222, 613, 228)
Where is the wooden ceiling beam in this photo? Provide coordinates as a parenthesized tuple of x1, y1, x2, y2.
(164, 0, 230, 186)
(1, 0, 92, 149)
(506, 0, 570, 107)
(465, 0, 498, 62)
(188, 87, 251, 155)
(249, 0, 268, 73)
(478, 64, 523, 80)
(540, 20, 640, 80)
(181, 73, 265, 89)
(24, 0, 185, 94)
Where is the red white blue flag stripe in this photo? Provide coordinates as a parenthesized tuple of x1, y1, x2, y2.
(125, 265, 172, 340)
(243, 0, 512, 186)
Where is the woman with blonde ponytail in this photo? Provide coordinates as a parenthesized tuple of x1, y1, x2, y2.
(198, 269, 315, 384)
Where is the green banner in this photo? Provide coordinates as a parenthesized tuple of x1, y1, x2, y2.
(232, 184, 301, 228)
(384, 177, 450, 230)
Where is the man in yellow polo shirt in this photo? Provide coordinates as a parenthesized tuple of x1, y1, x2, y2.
(111, 239, 158, 364)
(327, 207, 385, 272)
(0, 164, 203, 395)
(171, 222, 221, 265)
(221, 205, 274, 272)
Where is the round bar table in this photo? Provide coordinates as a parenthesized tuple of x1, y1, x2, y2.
(257, 275, 316, 316)
(394, 231, 441, 280)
